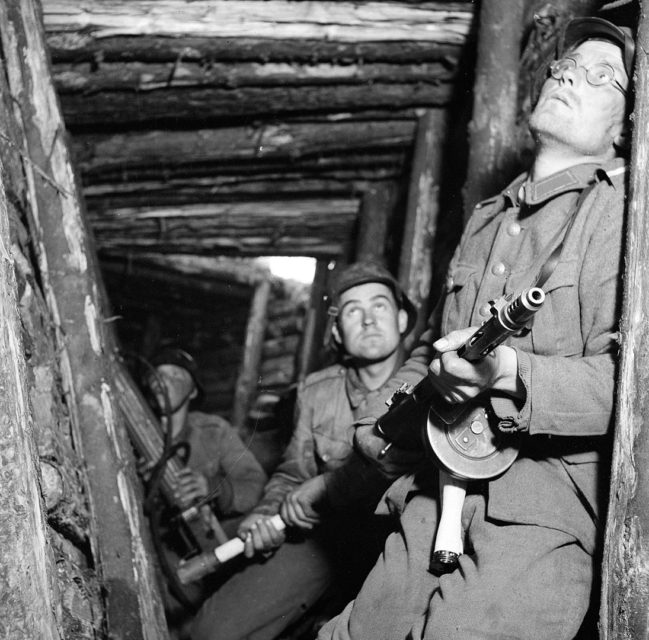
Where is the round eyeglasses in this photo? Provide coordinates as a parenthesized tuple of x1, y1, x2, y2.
(549, 56, 626, 95)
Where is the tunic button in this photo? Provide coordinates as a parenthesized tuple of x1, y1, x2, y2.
(491, 262, 506, 276)
(446, 275, 455, 290)
(507, 222, 521, 236)
(321, 454, 329, 462)
(479, 303, 491, 317)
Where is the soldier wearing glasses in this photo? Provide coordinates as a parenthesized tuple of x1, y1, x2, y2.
(317, 17, 634, 640)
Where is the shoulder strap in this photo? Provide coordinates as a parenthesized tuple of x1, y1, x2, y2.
(534, 181, 597, 289)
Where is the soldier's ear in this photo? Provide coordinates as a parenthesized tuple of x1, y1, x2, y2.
(397, 308, 408, 335)
(614, 122, 631, 152)
(331, 322, 343, 346)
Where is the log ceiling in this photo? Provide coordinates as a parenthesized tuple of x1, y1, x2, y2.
(42, 0, 476, 261)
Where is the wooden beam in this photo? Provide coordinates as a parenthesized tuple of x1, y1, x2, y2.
(43, 1, 472, 44)
(601, 6, 649, 637)
(297, 259, 331, 379)
(355, 182, 398, 264)
(53, 60, 455, 94)
(0, 2, 168, 637)
(88, 199, 360, 257)
(58, 81, 454, 126)
(398, 109, 447, 346)
(232, 279, 272, 432)
(48, 36, 464, 66)
(0, 126, 60, 640)
(462, 1, 526, 221)
(72, 120, 417, 176)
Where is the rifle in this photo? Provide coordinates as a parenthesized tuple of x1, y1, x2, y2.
(113, 361, 228, 607)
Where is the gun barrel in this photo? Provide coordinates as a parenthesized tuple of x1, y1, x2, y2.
(458, 287, 545, 362)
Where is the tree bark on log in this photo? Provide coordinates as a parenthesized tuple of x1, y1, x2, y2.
(47, 35, 463, 66)
(600, 5, 649, 638)
(54, 60, 455, 93)
(59, 81, 455, 126)
(398, 109, 447, 346)
(355, 181, 398, 264)
(0, 2, 167, 638)
(89, 199, 360, 258)
(297, 259, 331, 379)
(0, 143, 60, 640)
(42, 0, 472, 44)
(72, 120, 416, 176)
(232, 279, 272, 434)
(462, 1, 526, 222)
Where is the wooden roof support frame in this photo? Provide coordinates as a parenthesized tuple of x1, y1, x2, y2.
(398, 109, 447, 347)
(601, 3, 649, 636)
(0, 1, 167, 637)
(0, 130, 60, 639)
(232, 277, 273, 435)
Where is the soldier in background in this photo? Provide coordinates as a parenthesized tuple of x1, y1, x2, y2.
(190, 262, 418, 640)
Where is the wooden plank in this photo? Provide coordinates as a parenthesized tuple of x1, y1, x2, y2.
(600, 5, 649, 637)
(0, 2, 168, 638)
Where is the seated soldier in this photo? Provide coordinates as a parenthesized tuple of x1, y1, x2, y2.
(190, 261, 419, 640)
(145, 348, 267, 536)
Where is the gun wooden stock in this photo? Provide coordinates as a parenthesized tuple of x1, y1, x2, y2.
(177, 514, 285, 584)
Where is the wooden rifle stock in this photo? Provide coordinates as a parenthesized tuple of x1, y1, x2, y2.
(177, 514, 285, 584)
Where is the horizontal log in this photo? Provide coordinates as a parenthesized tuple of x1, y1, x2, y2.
(48, 34, 464, 65)
(258, 368, 295, 388)
(268, 299, 306, 319)
(100, 258, 254, 299)
(260, 354, 296, 377)
(53, 60, 455, 94)
(80, 153, 408, 197)
(72, 120, 417, 174)
(262, 335, 301, 359)
(83, 177, 388, 210)
(110, 254, 272, 286)
(90, 199, 359, 257)
(43, 1, 472, 44)
(59, 82, 453, 126)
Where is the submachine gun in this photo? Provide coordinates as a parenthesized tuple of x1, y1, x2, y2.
(375, 286, 546, 481)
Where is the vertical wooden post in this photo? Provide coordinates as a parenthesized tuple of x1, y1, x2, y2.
(297, 259, 331, 380)
(600, 6, 649, 638)
(232, 278, 272, 434)
(0, 2, 167, 638)
(462, 1, 527, 222)
(398, 109, 447, 346)
(0, 163, 60, 639)
(356, 182, 396, 264)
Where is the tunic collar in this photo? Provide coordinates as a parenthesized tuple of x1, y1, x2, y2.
(345, 353, 405, 410)
(500, 158, 625, 209)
